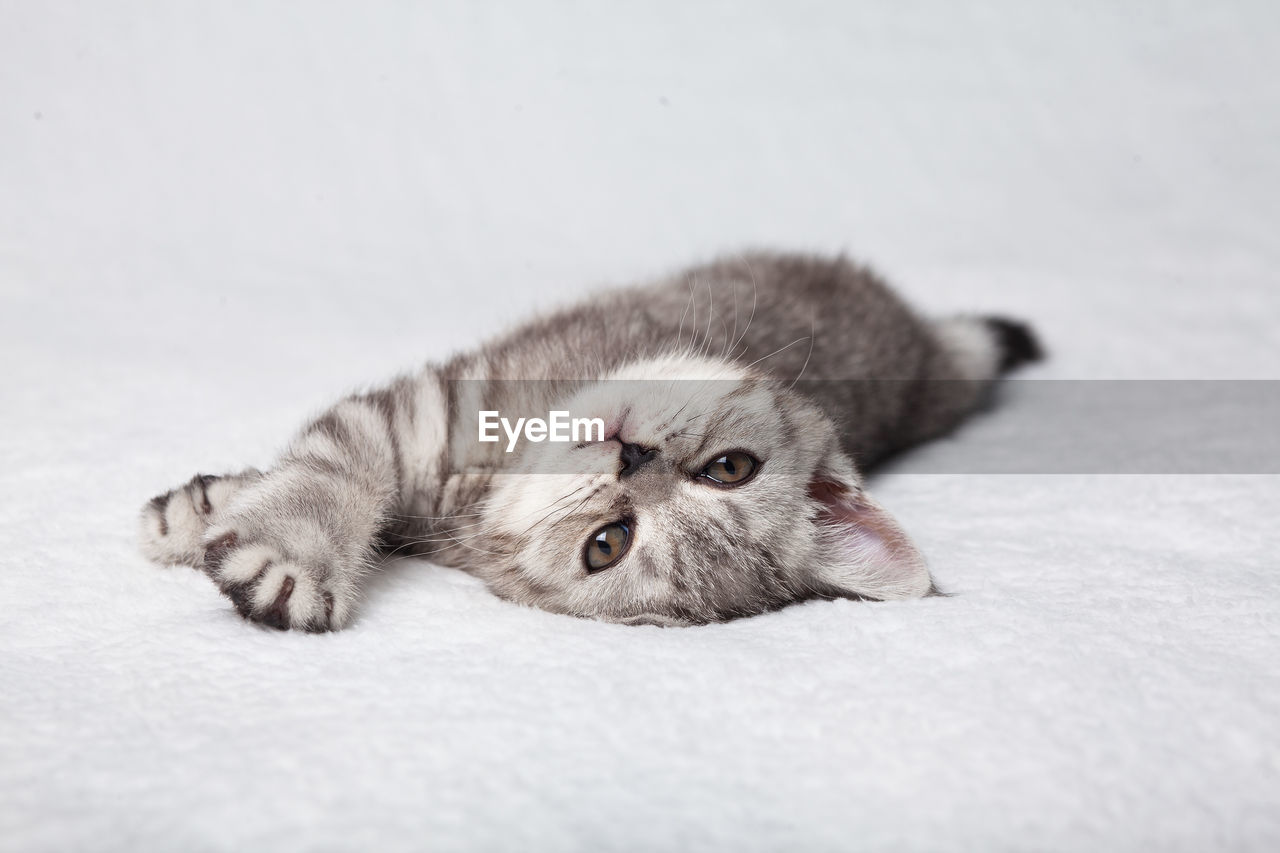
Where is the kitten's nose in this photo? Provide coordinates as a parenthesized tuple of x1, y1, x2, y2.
(618, 442, 658, 478)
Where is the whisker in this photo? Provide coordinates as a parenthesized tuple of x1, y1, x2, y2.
(513, 485, 597, 546)
(677, 278, 696, 351)
(722, 277, 740, 361)
(517, 486, 601, 548)
(390, 509, 485, 522)
(788, 310, 817, 390)
(701, 276, 714, 359)
(729, 254, 759, 358)
(743, 335, 811, 371)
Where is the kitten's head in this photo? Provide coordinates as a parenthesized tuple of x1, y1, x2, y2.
(474, 355, 932, 625)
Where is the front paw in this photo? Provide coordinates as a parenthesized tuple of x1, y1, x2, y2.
(202, 530, 357, 632)
(138, 471, 259, 567)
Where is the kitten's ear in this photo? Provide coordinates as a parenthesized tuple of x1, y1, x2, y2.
(808, 476, 932, 600)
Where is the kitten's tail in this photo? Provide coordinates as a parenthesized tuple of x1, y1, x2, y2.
(982, 316, 1045, 373)
(934, 315, 1045, 380)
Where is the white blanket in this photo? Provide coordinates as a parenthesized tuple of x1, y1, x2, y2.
(3, 2, 1278, 850)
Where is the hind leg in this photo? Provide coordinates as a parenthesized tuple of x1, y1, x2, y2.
(877, 315, 1044, 459)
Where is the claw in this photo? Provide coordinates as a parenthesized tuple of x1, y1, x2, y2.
(194, 474, 218, 515)
(301, 590, 337, 633)
(203, 530, 238, 573)
(259, 575, 295, 630)
(148, 493, 172, 536)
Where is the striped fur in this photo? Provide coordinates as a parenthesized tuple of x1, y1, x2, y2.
(139, 251, 1041, 629)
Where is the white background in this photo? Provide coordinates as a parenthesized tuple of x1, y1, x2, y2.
(2, 2, 1278, 850)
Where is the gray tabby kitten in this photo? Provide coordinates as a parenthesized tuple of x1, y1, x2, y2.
(139, 251, 1041, 630)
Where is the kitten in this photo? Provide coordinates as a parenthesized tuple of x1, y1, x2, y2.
(139, 251, 1042, 629)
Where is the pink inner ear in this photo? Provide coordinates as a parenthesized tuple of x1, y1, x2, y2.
(809, 479, 901, 551)
(807, 477, 931, 598)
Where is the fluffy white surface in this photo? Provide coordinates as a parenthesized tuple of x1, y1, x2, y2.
(3, 2, 1278, 850)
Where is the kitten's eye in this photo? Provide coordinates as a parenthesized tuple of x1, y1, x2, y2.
(584, 521, 631, 572)
(700, 451, 758, 486)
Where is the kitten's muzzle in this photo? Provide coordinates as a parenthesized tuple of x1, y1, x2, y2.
(618, 442, 658, 478)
